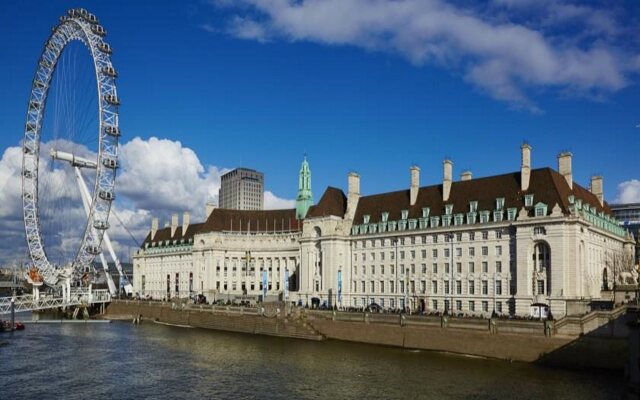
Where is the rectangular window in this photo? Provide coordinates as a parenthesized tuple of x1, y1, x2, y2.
(444, 248, 450, 258)
(537, 280, 545, 295)
(400, 251, 405, 260)
(421, 250, 427, 259)
(496, 230, 503, 239)
(482, 280, 488, 295)
(456, 262, 462, 273)
(432, 280, 438, 294)
(410, 250, 415, 260)
(432, 263, 438, 274)
(371, 252, 376, 260)
(496, 261, 502, 273)
(456, 233, 463, 241)
(456, 300, 462, 311)
(380, 281, 385, 293)
(381, 252, 385, 261)
(482, 231, 489, 240)
(361, 281, 365, 292)
(433, 235, 438, 243)
(362, 253, 367, 261)
(469, 262, 475, 273)
(421, 264, 427, 274)
(432, 300, 438, 310)
(371, 265, 375, 275)
(445, 263, 450, 274)
(400, 281, 405, 294)
(496, 302, 502, 313)
(496, 280, 502, 295)
(411, 264, 416, 274)
(469, 232, 475, 241)
(482, 261, 488, 273)
(482, 246, 488, 256)
(381, 265, 385, 274)
(432, 249, 438, 258)
(469, 247, 475, 256)
(469, 280, 475, 295)
(410, 280, 415, 293)
(469, 301, 475, 312)
(444, 281, 450, 294)
(370, 281, 375, 292)
(456, 280, 462, 294)
(495, 246, 502, 256)
(390, 281, 395, 293)
(456, 248, 462, 257)
(482, 301, 489, 312)
(421, 280, 426, 293)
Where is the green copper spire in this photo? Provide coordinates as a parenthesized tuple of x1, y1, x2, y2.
(296, 155, 313, 220)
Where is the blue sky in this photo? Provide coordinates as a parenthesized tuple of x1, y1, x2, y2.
(0, 0, 639, 264)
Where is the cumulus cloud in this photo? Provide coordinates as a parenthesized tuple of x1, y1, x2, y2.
(205, 0, 639, 111)
(0, 137, 294, 267)
(615, 180, 640, 204)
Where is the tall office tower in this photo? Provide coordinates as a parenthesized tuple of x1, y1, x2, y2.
(218, 168, 264, 210)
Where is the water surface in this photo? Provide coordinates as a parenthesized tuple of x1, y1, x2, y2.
(0, 321, 624, 399)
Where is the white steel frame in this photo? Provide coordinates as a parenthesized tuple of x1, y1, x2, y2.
(21, 9, 120, 287)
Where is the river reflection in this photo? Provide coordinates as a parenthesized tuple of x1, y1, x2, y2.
(1, 321, 624, 399)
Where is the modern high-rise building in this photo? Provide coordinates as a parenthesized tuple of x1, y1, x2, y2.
(218, 168, 264, 210)
(610, 202, 640, 264)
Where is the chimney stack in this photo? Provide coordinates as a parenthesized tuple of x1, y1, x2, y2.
(346, 172, 360, 220)
(151, 217, 158, 240)
(442, 159, 453, 202)
(171, 213, 179, 236)
(460, 171, 472, 181)
(182, 211, 190, 234)
(558, 152, 573, 189)
(521, 143, 531, 191)
(590, 175, 603, 206)
(410, 166, 420, 206)
(206, 202, 215, 218)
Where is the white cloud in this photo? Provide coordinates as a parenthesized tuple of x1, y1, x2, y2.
(0, 137, 295, 267)
(264, 190, 295, 209)
(207, 0, 638, 111)
(615, 179, 640, 204)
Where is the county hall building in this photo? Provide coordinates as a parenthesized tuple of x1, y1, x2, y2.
(133, 146, 635, 318)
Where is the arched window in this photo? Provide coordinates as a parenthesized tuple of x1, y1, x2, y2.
(533, 242, 550, 272)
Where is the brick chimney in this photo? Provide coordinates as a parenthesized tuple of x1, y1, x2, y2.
(590, 175, 603, 206)
(442, 159, 453, 202)
(182, 211, 190, 234)
(410, 166, 420, 206)
(170, 213, 179, 237)
(558, 152, 573, 189)
(151, 217, 158, 240)
(521, 143, 531, 191)
(346, 172, 360, 220)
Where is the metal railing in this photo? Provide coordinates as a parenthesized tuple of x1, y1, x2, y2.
(0, 288, 111, 315)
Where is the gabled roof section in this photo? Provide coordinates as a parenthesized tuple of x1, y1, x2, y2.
(141, 222, 205, 247)
(306, 186, 347, 218)
(353, 167, 611, 225)
(200, 208, 301, 233)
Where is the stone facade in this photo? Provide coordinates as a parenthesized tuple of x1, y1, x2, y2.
(133, 149, 635, 318)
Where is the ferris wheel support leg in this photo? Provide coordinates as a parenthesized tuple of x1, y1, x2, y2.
(74, 167, 117, 295)
(74, 167, 132, 296)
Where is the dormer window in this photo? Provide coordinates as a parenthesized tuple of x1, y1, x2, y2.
(507, 208, 517, 221)
(493, 210, 503, 222)
(469, 201, 478, 212)
(534, 202, 548, 217)
(454, 213, 464, 226)
(401, 209, 409, 220)
(467, 212, 477, 224)
(430, 216, 440, 228)
(524, 194, 534, 207)
(576, 199, 583, 210)
(422, 207, 430, 218)
(496, 198, 505, 210)
(442, 215, 452, 227)
(479, 211, 490, 224)
(363, 214, 370, 224)
(445, 204, 453, 215)
(568, 195, 575, 204)
(381, 212, 389, 222)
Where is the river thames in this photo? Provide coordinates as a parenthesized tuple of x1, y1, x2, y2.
(0, 320, 624, 399)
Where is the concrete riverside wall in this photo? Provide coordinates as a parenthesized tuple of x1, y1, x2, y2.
(105, 301, 631, 369)
(105, 301, 323, 341)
